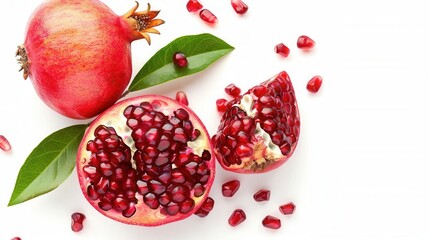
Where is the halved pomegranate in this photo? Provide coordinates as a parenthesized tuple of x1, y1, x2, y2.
(212, 71, 300, 173)
(76, 95, 216, 226)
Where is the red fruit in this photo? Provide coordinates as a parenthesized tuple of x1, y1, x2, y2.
(297, 35, 315, 49)
(212, 71, 300, 173)
(173, 52, 189, 68)
(279, 202, 295, 215)
(71, 212, 86, 232)
(253, 189, 270, 202)
(186, 0, 203, 12)
(0, 135, 11, 152)
(228, 209, 246, 226)
(306, 75, 323, 93)
(274, 43, 290, 57)
(262, 215, 281, 229)
(194, 196, 215, 217)
(216, 99, 228, 113)
(16, 0, 164, 119)
(231, 0, 249, 14)
(222, 179, 240, 197)
(76, 95, 216, 226)
(175, 91, 189, 106)
(225, 83, 241, 98)
(199, 9, 218, 24)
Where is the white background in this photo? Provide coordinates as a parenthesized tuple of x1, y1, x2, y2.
(1, 0, 429, 239)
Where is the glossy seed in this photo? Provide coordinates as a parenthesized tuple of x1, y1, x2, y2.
(262, 215, 281, 229)
(228, 209, 246, 226)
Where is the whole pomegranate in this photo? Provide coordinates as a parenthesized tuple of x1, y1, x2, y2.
(76, 95, 216, 226)
(212, 71, 300, 173)
(16, 0, 164, 119)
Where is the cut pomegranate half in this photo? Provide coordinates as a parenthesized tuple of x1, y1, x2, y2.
(76, 95, 216, 226)
(212, 71, 300, 173)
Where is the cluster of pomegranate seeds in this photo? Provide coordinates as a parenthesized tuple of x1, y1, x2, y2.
(199, 9, 218, 24)
(224, 83, 241, 97)
(0, 135, 11, 152)
(173, 52, 188, 68)
(222, 179, 240, 197)
(231, 0, 248, 14)
(297, 35, 316, 49)
(306, 75, 323, 93)
(253, 189, 271, 202)
(262, 215, 281, 229)
(186, 0, 203, 12)
(175, 91, 189, 106)
(228, 209, 247, 226)
(279, 202, 295, 215)
(194, 196, 215, 217)
(71, 212, 86, 232)
(274, 43, 290, 57)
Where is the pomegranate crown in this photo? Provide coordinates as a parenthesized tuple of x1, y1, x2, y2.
(124, 2, 165, 45)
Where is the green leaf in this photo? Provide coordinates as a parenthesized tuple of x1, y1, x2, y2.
(128, 33, 234, 92)
(8, 124, 87, 206)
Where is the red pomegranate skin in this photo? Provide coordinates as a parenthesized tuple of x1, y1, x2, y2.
(22, 0, 163, 119)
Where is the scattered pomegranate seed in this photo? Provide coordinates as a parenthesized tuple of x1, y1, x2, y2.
(297, 35, 315, 49)
(176, 91, 189, 106)
(224, 83, 241, 97)
(231, 0, 248, 14)
(216, 98, 228, 113)
(279, 202, 295, 215)
(199, 9, 218, 24)
(228, 209, 246, 226)
(262, 215, 281, 229)
(0, 135, 11, 152)
(274, 43, 290, 57)
(253, 189, 270, 202)
(306, 75, 323, 93)
(186, 0, 203, 12)
(11, 237, 21, 240)
(222, 179, 240, 197)
(194, 197, 215, 217)
(173, 52, 188, 68)
(71, 212, 86, 232)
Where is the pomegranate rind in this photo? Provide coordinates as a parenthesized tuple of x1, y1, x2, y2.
(212, 71, 300, 173)
(76, 95, 215, 226)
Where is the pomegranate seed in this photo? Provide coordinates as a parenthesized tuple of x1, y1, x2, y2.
(262, 215, 281, 229)
(222, 179, 240, 197)
(199, 9, 218, 24)
(11, 238, 21, 240)
(216, 98, 228, 113)
(275, 43, 290, 57)
(194, 196, 215, 217)
(306, 75, 323, 93)
(0, 135, 11, 152)
(279, 202, 295, 215)
(225, 83, 241, 97)
(231, 0, 248, 14)
(71, 212, 86, 232)
(297, 35, 315, 49)
(228, 209, 246, 226)
(253, 189, 270, 202)
(176, 91, 189, 106)
(173, 52, 188, 68)
(186, 0, 203, 12)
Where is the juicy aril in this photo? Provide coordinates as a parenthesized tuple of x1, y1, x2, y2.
(76, 95, 216, 226)
(212, 71, 300, 173)
(16, 0, 164, 119)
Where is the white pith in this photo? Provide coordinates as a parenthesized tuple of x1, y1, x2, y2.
(234, 94, 284, 166)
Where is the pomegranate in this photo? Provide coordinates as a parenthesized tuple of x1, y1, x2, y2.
(71, 212, 86, 232)
(76, 95, 216, 226)
(262, 215, 281, 229)
(16, 0, 164, 119)
(212, 71, 300, 173)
